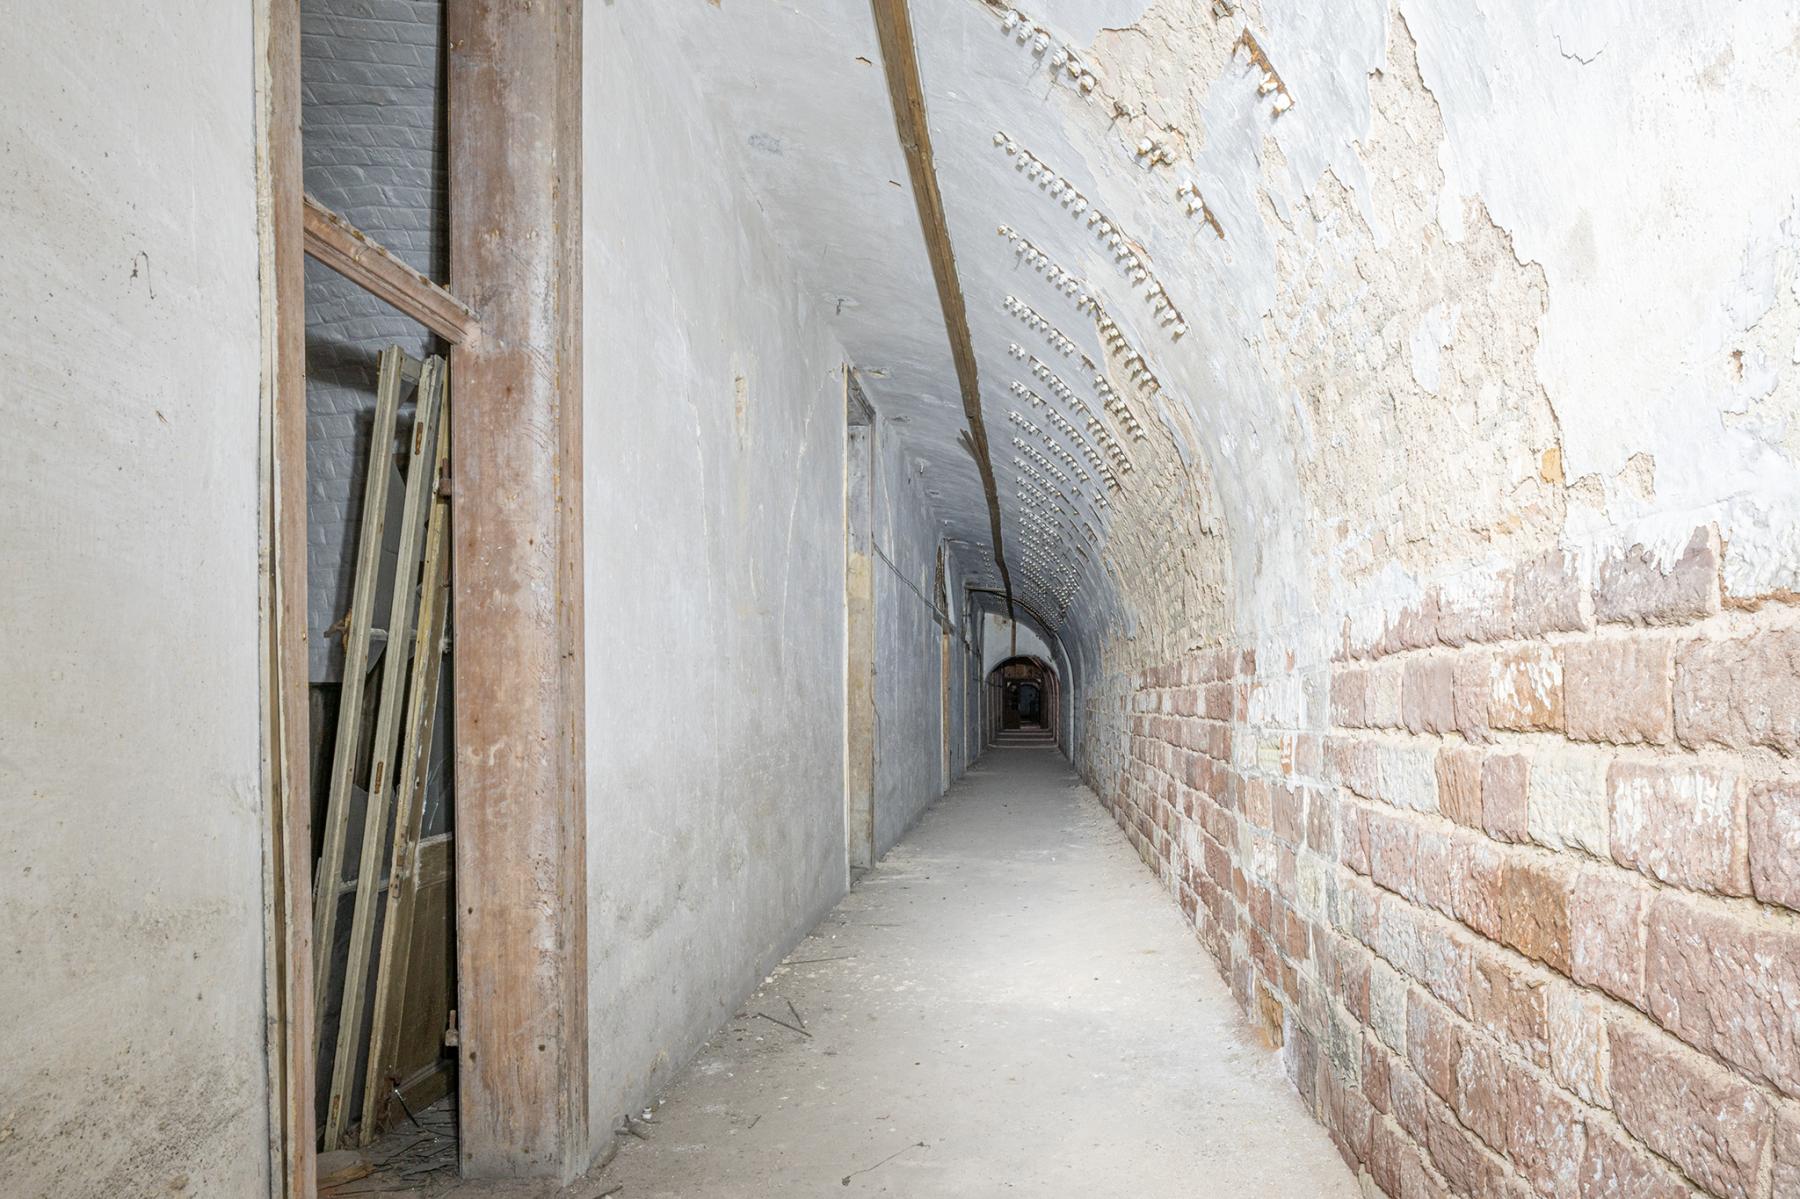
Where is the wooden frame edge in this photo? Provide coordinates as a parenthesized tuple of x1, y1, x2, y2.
(255, 0, 317, 1193)
(303, 195, 479, 345)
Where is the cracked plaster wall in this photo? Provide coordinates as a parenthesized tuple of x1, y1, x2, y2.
(990, 0, 1800, 676)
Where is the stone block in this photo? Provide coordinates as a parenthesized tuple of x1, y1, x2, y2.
(1750, 780, 1800, 911)
(1562, 635, 1674, 745)
(1608, 758, 1749, 895)
(1490, 644, 1563, 732)
(1527, 746, 1610, 859)
(1469, 950, 1549, 1067)
(1546, 982, 1609, 1107)
(1675, 627, 1800, 755)
(1481, 752, 1530, 843)
(1514, 546, 1590, 637)
(1646, 891, 1800, 1098)
(1402, 656, 1457, 736)
(1435, 746, 1484, 829)
(1568, 868, 1647, 1009)
(1595, 526, 1720, 626)
(1608, 1020, 1770, 1199)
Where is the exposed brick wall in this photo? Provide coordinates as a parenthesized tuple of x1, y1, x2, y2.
(1085, 524, 1800, 1199)
(301, 0, 445, 682)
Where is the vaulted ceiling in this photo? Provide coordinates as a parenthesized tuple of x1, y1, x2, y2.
(660, 0, 1800, 674)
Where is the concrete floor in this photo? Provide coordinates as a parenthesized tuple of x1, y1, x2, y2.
(586, 745, 1357, 1198)
(344, 745, 1358, 1198)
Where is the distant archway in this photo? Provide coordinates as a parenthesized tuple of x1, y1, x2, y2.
(984, 655, 1061, 752)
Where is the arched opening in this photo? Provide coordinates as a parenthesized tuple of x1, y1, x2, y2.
(985, 655, 1060, 752)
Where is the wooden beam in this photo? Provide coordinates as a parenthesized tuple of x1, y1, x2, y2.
(255, 0, 317, 1192)
(448, 0, 589, 1179)
(869, 0, 1015, 621)
(303, 195, 479, 345)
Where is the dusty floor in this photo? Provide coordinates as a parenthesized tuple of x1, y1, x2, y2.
(340, 745, 1358, 1198)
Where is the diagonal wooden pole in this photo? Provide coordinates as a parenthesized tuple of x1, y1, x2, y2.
(869, 0, 1015, 623)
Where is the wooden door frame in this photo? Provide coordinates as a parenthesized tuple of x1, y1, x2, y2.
(843, 373, 877, 871)
(255, 0, 589, 1190)
(254, 2, 314, 1192)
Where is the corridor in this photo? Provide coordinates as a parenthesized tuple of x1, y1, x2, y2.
(9, 3, 1800, 1197)
(587, 746, 1355, 1198)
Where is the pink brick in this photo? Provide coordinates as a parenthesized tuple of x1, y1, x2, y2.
(1407, 989, 1463, 1104)
(1451, 648, 1494, 743)
(1675, 627, 1800, 756)
(1608, 1020, 1770, 1199)
(1331, 667, 1369, 728)
(1368, 663, 1405, 729)
(1775, 1105, 1800, 1199)
(1569, 868, 1647, 1009)
(1481, 752, 1530, 843)
(1646, 891, 1800, 1098)
(1454, 1038, 1584, 1196)
(1751, 780, 1800, 912)
(1272, 783, 1305, 843)
(1561, 635, 1674, 744)
(1594, 526, 1720, 626)
(1546, 984, 1609, 1106)
(1422, 1095, 1509, 1197)
(1435, 746, 1484, 829)
(1578, 1122, 1698, 1199)
(1454, 1036, 1510, 1154)
(1403, 656, 1457, 736)
(1469, 951, 1548, 1067)
(1505, 1067, 1586, 1198)
(1607, 759, 1750, 895)
(1378, 590, 1442, 657)
(1500, 856, 1574, 977)
(1514, 546, 1590, 637)
(1489, 645, 1564, 732)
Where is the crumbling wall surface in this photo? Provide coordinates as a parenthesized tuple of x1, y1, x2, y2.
(581, 4, 963, 1150)
(1050, 0, 1800, 1196)
(0, 5, 272, 1195)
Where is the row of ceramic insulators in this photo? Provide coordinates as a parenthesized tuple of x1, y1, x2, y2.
(1028, 358, 1078, 405)
(1008, 380, 1047, 407)
(1174, 181, 1214, 221)
(1001, 295, 1082, 359)
(1012, 439, 1070, 487)
(1076, 219, 1189, 339)
(997, 10, 1099, 92)
(1014, 479, 1074, 519)
(1011, 456, 1074, 498)
(1092, 423, 1131, 465)
(1042, 412, 1107, 471)
(1096, 235, 1189, 333)
(997, 226, 1091, 303)
(992, 130, 1189, 342)
(1098, 319, 1163, 393)
(996, 135, 1178, 342)
(1093, 380, 1148, 439)
(995, 134, 1091, 214)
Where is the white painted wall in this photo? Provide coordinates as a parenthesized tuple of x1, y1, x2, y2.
(581, 6, 971, 1145)
(0, 6, 271, 1193)
(871, 421, 958, 854)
